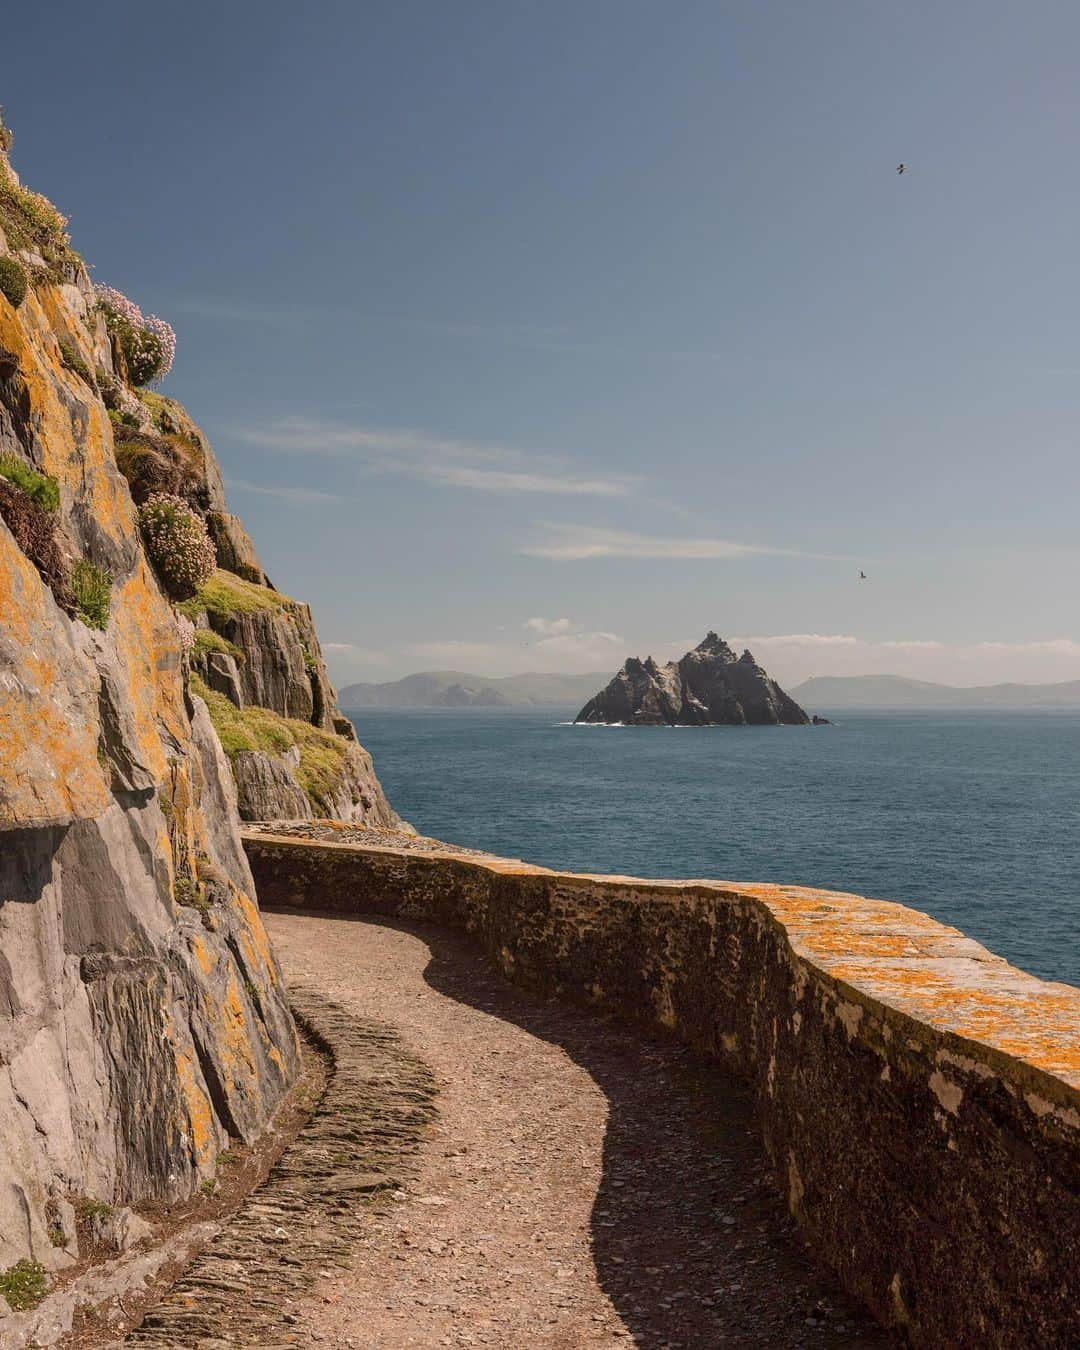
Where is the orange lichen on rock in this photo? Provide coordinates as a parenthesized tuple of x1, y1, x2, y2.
(0, 531, 107, 824)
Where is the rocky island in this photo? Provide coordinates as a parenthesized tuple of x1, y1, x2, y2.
(575, 632, 810, 725)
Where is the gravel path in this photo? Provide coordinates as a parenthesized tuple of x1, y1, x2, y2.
(266, 912, 889, 1349)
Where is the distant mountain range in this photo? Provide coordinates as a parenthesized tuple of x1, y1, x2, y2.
(341, 669, 1080, 710)
(791, 674, 1080, 709)
(338, 670, 613, 708)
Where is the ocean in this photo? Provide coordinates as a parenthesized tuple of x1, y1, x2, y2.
(343, 707, 1080, 988)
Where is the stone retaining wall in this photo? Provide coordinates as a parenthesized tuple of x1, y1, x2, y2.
(244, 833, 1080, 1347)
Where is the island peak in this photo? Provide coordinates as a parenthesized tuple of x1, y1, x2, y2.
(575, 632, 810, 726)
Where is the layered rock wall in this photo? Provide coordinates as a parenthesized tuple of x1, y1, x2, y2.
(0, 122, 395, 1275)
(245, 833, 1080, 1348)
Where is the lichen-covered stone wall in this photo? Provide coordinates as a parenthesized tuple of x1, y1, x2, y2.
(245, 833, 1080, 1348)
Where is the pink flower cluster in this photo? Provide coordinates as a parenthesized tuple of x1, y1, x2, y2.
(175, 612, 197, 653)
(137, 493, 216, 599)
(93, 282, 176, 383)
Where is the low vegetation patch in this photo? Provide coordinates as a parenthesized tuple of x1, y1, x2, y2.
(0, 1259, 47, 1312)
(75, 1198, 113, 1224)
(173, 875, 209, 914)
(192, 627, 243, 660)
(94, 283, 175, 387)
(113, 425, 200, 505)
(0, 161, 78, 279)
(71, 558, 113, 630)
(138, 493, 216, 599)
(0, 452, 60, 512)
(177, 568, 291, 623)
(0, 255, 27, 308)
(58, 340, 97, 390)
(0, 475, 75, 613)
(192, 676, 349, 812)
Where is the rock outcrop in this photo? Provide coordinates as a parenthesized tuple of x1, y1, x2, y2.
(575, 632, 810, 726)
(0, 114, 396, 1278)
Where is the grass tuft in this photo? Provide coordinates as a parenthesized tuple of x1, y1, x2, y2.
(71, 559, 112, 630)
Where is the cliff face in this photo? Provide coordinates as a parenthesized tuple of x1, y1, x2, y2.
(0, 126, 394, 1270)
(575, 633, 810, 726)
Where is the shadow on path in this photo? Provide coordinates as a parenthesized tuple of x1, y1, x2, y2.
(340, 912, 891, 1349)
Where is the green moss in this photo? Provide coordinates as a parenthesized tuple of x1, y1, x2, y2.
(177, 569, 292, 623)
(0, 453, 59, 512)
(244, 979, 263, 1015)
(192, 628, 243, 661)
(0, 1259, 47, 1311)
(71, 559, 112, 630)
(192, 676, 349, 811)
(0, 256, 27, 308)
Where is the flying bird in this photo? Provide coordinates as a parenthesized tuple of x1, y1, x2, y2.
(897, 163, 906, 174)
(859, 571, 868, 580)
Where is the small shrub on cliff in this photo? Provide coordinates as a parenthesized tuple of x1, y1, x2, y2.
(71, 559, 113, 630)
(0, 476, 75, 614)
(0, 453, 60, 512)
(0, 256, 27, 308)
(94, 283, 175, 387)
(138, 493, 216, 599)
(0, 1259, 47, 1312)
(113, 426, 200, 506)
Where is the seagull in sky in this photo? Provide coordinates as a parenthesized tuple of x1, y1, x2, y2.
(859, 570, 868, 580)
(897, 163, 906, 174)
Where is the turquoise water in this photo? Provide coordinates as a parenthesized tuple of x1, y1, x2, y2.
(343, 707, 1080, 988)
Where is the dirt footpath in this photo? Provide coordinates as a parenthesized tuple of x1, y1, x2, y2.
(265, 911, 889, 1349)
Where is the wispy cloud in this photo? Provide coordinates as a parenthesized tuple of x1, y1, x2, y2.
(521, 523, 837, 561)
(226, 477, 345, 505)
(524, 617, 575, 638)
(974, 639, 1080, 653)
(409, 618, 623, 674)
(729, 633, 860, 648)
(233, 420, 632, 498)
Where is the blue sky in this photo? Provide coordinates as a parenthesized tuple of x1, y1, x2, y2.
(7, 0, 1080, 684)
